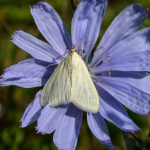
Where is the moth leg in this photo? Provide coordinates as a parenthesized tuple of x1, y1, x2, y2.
(108, 70, 111, 76)
(106, 63, 114, 77)
(81, 53, 85, 59)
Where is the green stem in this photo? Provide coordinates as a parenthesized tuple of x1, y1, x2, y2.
(70, 0, 76, 11)
(75, 0, 79, 5)
(122, 131, 150, 150)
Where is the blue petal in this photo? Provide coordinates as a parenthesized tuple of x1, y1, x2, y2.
(96, 84, 140, 132)
(91, 3, 148, 66)
(101, 71, 150, 95)
(0, 59, 57, 88)
(53, 104, 83, 150)
(11, 31, 64, 63)
(97, 79, 150, 115)
(71, 0, 96, 53)
(87, 112, 115, 150)
(92, 28, 150, 67)
(72, 0, 108, 63)
(108, 28, 150, 59)
(21, 90, 42, 127)
(36, 104, 69, 134)
(31, 2, 72, 54)
(93, 50, 150, 73)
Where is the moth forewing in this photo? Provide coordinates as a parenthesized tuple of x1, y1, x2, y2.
(40, 53, 72, 107)
(40, 50, 99, 113)
(70, 52, 99, 113)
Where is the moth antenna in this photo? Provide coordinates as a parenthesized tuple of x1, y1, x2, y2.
(80, 38, 91, 47)
(96, 46, 112, 63)
(79, 38, 91, 50)
(88, 68, 100, 83)
(95, 45, 106, 53)
(46, 63, 58, 69)
(103, 51, 112, 63)
(78, 44, 84, 58)
(90, 74, 101, 83)
(78, 38, 91, 59)
(55, 50, 68, 61)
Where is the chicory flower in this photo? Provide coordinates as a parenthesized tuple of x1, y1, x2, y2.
(1, 0, 150, 149)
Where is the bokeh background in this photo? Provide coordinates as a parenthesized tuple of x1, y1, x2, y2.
(0, 0, 150, 150)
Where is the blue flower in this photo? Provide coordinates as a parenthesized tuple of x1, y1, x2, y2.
(1, 0, 150, 149)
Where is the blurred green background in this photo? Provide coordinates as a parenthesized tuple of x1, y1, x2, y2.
(0, 0, 150, 150)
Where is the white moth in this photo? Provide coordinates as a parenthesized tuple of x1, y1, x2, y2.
(40, 46, 99, 113)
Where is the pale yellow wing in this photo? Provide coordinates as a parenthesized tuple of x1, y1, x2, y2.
(40, 53, 72, 107)
(70, 52, 99, 113)
(40, 52, 99, 113)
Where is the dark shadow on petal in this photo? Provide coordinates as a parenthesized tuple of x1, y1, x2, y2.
(33, 59, 58, 86)
(93, 112, 110, 137)
(145, 28, 150, 43)
(96, 84, 130, 121)
(23, 108, 42, 127)
(102, 71, 148, 79)
(64, 103, 83, 137)
(0, 58, 58, 88)
(131, 4, 148, 32)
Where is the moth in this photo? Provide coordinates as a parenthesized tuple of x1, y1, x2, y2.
(40, 45, 99, 113)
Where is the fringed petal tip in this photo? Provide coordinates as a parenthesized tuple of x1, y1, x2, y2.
(20, 117, 37, 128)
(20, 118, 25, 128)
(0, 76, 3, 84)
(131, 109, 150, 116)
(11, 31, 21, 42)
(101, 140, 115, 150)
(20, 90, 42, 128)
(2, 63, 16, 74)
(20, 118, 27, 128)
(1, 63, 26, 79)
(30, 2, 50, 10)
(20, 120, 27, 128)
(35, 126, 49, 135)
(0, 77, 8, 87)
(118, 125, 141, 133)
(0, 61, 27, 87)
(35, 125, 44, 134)
(134, 3, 149, 13)
(11, 30, 28, 47)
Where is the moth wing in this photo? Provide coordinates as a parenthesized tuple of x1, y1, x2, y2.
(70, 53, 99, 113)
(40, 54, 72, 107)
(40, 52, 99, 113)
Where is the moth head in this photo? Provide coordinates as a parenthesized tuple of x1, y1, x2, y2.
(70, 44, 78, 53)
